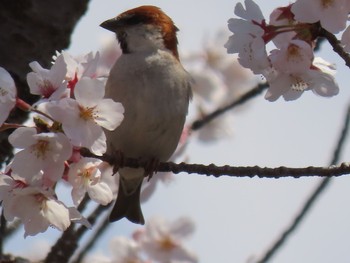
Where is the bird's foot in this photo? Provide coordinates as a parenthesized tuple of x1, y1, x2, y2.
(141, 157, 160, 181)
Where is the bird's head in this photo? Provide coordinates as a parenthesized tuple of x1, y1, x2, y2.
(100, 5, 179, 59)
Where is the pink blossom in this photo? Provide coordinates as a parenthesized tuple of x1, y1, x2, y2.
(8, 127, 72, 184)
(0, 173, 70, 237)
(109, 237, 143, 263)
(291, 0, 349, 33)
(27, 54, 68, 99)
(0, 67, 17, 125)
(225, 0, 270, 74)
(138, 217, 197, 263)
(265, 57, 339, 101)
(68, 158, 114, 205)
(269, 40, 313, 74)
(45, 77, 124, 155)
(269, 6, 297, 48)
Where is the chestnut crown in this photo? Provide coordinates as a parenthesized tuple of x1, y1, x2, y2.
(100, 6, 179, 59)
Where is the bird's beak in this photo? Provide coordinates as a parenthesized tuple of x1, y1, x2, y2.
(100, 18, 119, 32)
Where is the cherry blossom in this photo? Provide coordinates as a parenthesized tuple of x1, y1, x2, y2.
(83, 237, 145, 263)
(138, 217, 197, 263)
(269, 6, 297, 48)
(67, 157, 114, 205)
(83, 254, 111, 263)
(98, 36, 122, 76)
(56, 50, 111, 84)
(291, 0, 349, 33)
(27, 54, 68, 100)
(8, 127, 72, 184)
(109, 237, 143, 263)
(0, 67, 17, 125)
(269, 39, 313, 74)
(55, 51, 84, 81)
(0, 172, 71, 237)
(185, 36, 255, 143)
(45, 77, 124, 155)
(225, 0, 270, 74)
(190, 68, 227, 104)
(265, 57, 339, 101)
(234, 0, 264, 22)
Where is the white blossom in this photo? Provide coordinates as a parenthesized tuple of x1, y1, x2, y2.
(8, 127, 72, 184)
(0, 173, 71, 237)
(27, 54, 68, 99)
(0, 67, 17, 125)
(291, 0, 350, 33)
(45, 77, 124, 155)
(68, 158, 114, 205)
(225, 0, 270, 74)
(139, 217, 197, 263)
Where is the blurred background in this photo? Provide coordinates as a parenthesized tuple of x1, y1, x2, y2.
(5, 0, 350, 262)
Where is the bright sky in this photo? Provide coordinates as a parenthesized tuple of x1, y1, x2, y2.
(6, 1, 350, 262)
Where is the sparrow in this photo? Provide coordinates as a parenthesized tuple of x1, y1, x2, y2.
(100, 5, 192, 224)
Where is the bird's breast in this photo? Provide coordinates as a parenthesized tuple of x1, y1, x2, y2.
(105, 50, 191, 160)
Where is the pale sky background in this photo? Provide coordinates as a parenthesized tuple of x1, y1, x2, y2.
(5, 1, 350, 262)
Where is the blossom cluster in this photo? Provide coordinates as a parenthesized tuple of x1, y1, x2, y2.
(0, 44, 199, 262)
(181, 32, 259, 143)
(0, 36, 234, 238)
(85, 217, 197, 263)
(0, 47, 124, 236)
(225, 0, 350, 101)
(0, 38, 201, 248)
(2, 0, 349, 255)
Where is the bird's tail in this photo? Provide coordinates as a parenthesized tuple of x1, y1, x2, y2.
(109, 168, 145, 224)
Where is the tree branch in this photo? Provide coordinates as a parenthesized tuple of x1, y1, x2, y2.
(191, 82, 269, 131)
(45, 202, 112, 263)
(319, 27, 350, 68)
(0, 0, 90, 166)
(80, 149, 350, 179)
(0, 212, 5, 257)
(72, 211, 112, 263)
(254, 100, 350, 263)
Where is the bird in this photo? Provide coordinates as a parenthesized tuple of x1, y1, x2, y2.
(100, 5, 192, 224)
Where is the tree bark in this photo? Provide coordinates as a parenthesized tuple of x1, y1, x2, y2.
(0, 0, 90, 166)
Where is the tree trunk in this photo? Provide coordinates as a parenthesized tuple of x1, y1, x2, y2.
(0, 0, 90, 166)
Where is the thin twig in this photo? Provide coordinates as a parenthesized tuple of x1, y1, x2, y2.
(40, 81, 267, 263)
(76, 203, 112, 237)
(0, 211, 5, 257)
(191, 82, 269, 131)
(255, 101, 350, 263)
(44, 202, 112, 263)
(319, 28, 350, 68)
(44, 224, 78, 263)
(77, 194, 90, 213)
(72, 211, 112, 263)
(85, 149, 350, 179)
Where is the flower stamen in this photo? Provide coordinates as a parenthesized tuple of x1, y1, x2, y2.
(31, 139, 51, 159)
(79, 105, 97, 121)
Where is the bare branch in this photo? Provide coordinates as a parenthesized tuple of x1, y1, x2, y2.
(319, 27, 350, 68)
(45, 201, 112, 263)
(191, 82, 269, 131)
(0, 212, 5, 257)
(80, 149, 350, 179)
(72, 211, 112, 263)
(254, 101, 350, 263)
